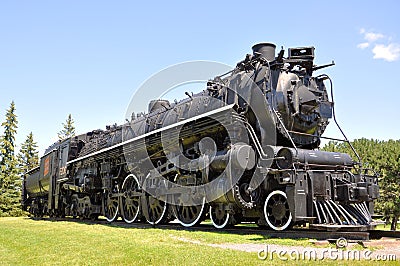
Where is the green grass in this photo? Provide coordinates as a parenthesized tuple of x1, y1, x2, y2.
(0, 217, 397, 265)
(375, 223, 400, 231)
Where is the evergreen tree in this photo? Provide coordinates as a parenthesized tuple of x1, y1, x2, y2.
(58, 114, 75, 140)
(0, 135, 3, 188)
(18, 132, 39, 174)
(0, 101, 17, 168)
(0, 156, 22, 216)
(0, 135, 3, 216)
(0, 101, 24, 216)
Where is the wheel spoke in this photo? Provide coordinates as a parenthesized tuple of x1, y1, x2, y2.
(264, 190, 292, 231)
(173, 197, 206, 227)
(144, 195, 167, 225)
(121, 175, 141, 223)
(210, 205, 230, 229)
(104, 195, 119, 222)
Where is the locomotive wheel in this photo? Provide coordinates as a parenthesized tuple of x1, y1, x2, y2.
(143, 195, 168, 225)
(263, 190, 292, 231)
(209, 205, 230, 229)
(172, 197, 206, 227)
(104, 191, 119, 222)
(121, 174, 141, 223)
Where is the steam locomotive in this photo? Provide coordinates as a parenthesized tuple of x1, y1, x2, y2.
(22, 43, 379, 231)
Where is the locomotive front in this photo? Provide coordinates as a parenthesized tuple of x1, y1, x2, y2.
(246, 43, 333, 148)
(237, 43, 379, 230)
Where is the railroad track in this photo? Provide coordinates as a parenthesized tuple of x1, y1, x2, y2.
(33, 217, 400, 241)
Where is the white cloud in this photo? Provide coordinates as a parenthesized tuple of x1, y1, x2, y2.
(364, 32, 385, 42)
(359, 28, 385, 42)
(357, 42, 369, 49)
(372, 44, 400, 62)
(358, 28, 400, 62)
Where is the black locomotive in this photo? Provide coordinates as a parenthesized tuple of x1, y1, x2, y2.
(22, 43, 379, 231)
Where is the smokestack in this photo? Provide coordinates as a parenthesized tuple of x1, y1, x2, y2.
(252, 43, 276, 61)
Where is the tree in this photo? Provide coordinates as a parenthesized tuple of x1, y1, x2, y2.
(372, 140, 400, 231)
(0, 135, 3, 188)
(323, 138, 400, 231)
(58, 114, 75, 140)
(0, 101, 17, 168)
(0, 101, 24, 216)
(17, 132, 39, 174)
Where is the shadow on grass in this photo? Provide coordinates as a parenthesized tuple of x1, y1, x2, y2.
(25, 216, 315, 244)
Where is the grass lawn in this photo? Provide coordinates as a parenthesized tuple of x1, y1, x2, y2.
(0, 217, 396, 265)
(375, 223, 400, 231)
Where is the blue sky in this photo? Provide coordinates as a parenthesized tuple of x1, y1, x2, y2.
(0, 1, 399, 155)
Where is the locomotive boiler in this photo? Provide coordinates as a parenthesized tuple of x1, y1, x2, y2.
(22, 42, 379, 231)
